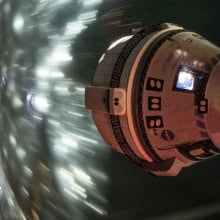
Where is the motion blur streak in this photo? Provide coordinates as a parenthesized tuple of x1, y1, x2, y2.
(0, 0, 108, 219)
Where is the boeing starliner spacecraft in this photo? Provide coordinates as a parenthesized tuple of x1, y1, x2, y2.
(85, 23, 220, 176)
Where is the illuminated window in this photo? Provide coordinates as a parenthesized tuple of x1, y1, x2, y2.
(173, 66, 207, 94)
(176, 69, 195, 90)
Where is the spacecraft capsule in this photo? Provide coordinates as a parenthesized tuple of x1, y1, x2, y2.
(85, 23, 220, 176)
